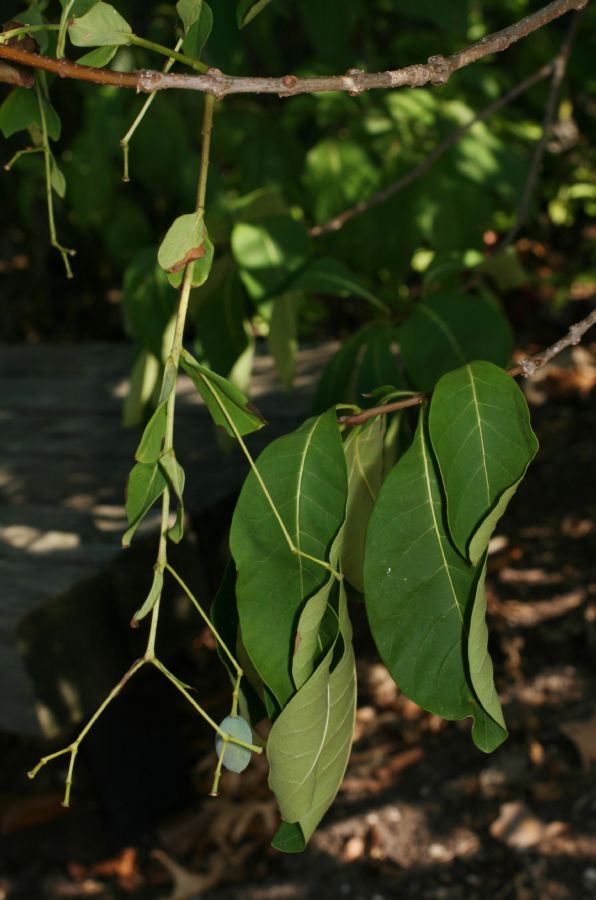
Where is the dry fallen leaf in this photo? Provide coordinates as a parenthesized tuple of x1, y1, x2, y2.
(559, 712, 596, 770)
(490, 801, 566, 849)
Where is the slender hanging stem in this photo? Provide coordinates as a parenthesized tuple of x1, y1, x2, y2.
(35, 76, 75, 277)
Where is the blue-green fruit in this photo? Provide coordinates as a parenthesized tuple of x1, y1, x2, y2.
(215, 715, 253, 773)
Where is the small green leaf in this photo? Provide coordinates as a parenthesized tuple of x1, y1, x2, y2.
(68, 2, 132, 47)
(135, 401, 167, 463)
(131, 566, 164, 626)
(176, 0, 203, 32)
(429, 362, 538, 562)
(215, 715, 253, 773)
(237, 0, 273, 28)
(159, 451, 185, 502)
(398, 293, 514, 391)
(168, 504, 184, 543)
(158, 358, 178, 405)
(180, 349, 266, 437)
(268, 293, 298, 390)
(50, 155, 66, 198)
(182, 2, 213, 57)
(123, 461, 168, 546)
(123, 248, 177, 360)
(76, 44, 118, 66)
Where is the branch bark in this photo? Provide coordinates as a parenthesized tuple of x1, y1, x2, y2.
(339, 307, 596, 426)
(0, 0, 588, 98)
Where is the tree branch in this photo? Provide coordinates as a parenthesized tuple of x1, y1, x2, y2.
(493, 8, 585, 254)
(0, 0, 587, 98)
(310, 63, 554, 238)
(339, 306, 596, 426)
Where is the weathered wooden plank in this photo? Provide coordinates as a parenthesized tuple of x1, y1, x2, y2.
(0, 341, 337, 736)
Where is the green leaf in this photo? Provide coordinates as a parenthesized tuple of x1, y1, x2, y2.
(215, 715, 253, 773)
(291, 573, 336, 691)
(467, 557, 507, 747)
(305, 139, 378, 225)
(341, 419, 385, 592)
(123, 462, 168, 546)
(131, 566, 164, 626)
(237, 0, 273, 28)
(135, 400, 167, 463)
(50, 155, 66, 198)
(429, 362, 538, 562)
(76, 44, 118, 66)
(68, 2, 132, 46)
(267, 592, 356, 844)
(271, 821, 305, 853)
(176, 0, 203, 31)
(398, 293, 514, 391)
(59, 0, 98, 14)
(268, 293, 298, 390)
(313, 324, 403, 412)
(231, 215, 311, 302)
(122, 249, 176, 360)
(122, 350, 161, 428)
(157, 213, 214, 289)
(168, 505, 184, 543)
(363, 411, 505, 751)
(180, 1, 213, 57)
(193, 259, 251, 382)
(0, 89, 60, 141)
(159, 451, 185, 503)
(230, 411, 347, 706)
(288, 258, 387, 315)
(180, 350, 266, 437)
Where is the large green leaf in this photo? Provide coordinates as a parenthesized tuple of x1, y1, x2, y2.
(180, 349, 265, 437)
(313, 324, 403, 412)
(230, 411, 347, 706)
(231, 215, 311, 302)
(341, 419, 385, 592)
(398, 293, 513, 391)
(363, 411, 506, 751)
(268, 591, 356, 845)
(237, 0, 273, 27)
(429, 362, 538, 562)
(68, 2, 132, 46)
(288, 258, 387, 314)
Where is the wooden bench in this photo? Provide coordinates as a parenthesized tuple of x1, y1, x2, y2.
(0, 342, 335, 737)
